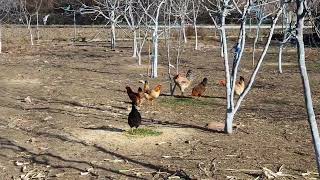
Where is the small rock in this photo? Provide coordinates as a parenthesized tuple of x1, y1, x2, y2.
(54, 172, 65, 177)
(44, 116, 53, 121)
(80, 171, 89, 176)
(184, 140, 191, 144)
(15, 161, 29, 166)
(86, 167, 94, 172)
(24, 96, 32, 104)
(21, 166, 27, 173)
(26, 138, 37, 143)
(155, 142, 167, 145)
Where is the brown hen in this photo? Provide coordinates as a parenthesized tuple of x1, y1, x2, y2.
(126, 86, 143, 106)
(191, 78, 208, 97)
(144, 84, 162, 105)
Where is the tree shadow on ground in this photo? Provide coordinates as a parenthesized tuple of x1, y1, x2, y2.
(142, 118, 225, 134)
(0, 136, 145, 179)
(1, 128, 192, 179)
(84, 126, 125, 132)
(161, 93, 226, 99)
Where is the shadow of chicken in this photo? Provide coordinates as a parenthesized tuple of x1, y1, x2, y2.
(144, 84, 162, 105)
(126, 86, 144, 106)
(128, 102, 141, 129)
(235, 76, 245, 96)
(191, 78, 208, 97)
(173, 70, 194, 96)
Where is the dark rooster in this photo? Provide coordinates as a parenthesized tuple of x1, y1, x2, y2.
(191, 78, 208, 97)
(128, 102, 141, 129)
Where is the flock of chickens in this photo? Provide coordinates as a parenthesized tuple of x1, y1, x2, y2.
(126, 70, 246, 130)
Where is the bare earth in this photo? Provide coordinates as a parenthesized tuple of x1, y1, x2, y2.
(0, 31, 319, 179)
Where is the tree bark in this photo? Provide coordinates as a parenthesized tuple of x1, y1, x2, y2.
(133, 30, 137, 58)
(296, 0, 320, 173)
(0, 24, 2, 54)
(151, 29, 158, 78)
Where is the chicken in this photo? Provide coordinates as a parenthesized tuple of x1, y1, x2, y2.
(173, 69, 194, 96)
(191, 78, 208, 97)
(235, 76, 245, 96)
(218, 79, 226, 86)
(217, 76, 245, 96)
(126, 86, 143, 106)
(128, 102, 141, 129)
(143, 80, 151, 94)
(144, 84, 162, 105)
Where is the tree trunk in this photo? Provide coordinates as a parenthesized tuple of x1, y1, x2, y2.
(181, 18, 187, 43)
(278, 43, 284, 73)
(253, 20, 263, 67)
(111, 21, 116, 49)
(133, 30, 137, 58)
(278, 6, 290, 74)
(73, 11, 76, 42)
(225, 111, 234, 134)
(137, 51, 142, 66)
(220, 14, 233, 134)
(36, 11, 40, 42)
(296, 0, 320, 173)
(194, 21, 198, 50)
(28, 19, 34, 46)
(151, 29, 158, 78)
(0, 24, 2, 54)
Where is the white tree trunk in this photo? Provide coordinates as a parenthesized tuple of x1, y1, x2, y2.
(278, 43, 284, 73)
(137, 52, 142, 66)
(111, 21, 116, 49)
(151, 29, 158, 78)
(253, 20, 263, 67)
(0, 24, 2, 54)
(194, 23, 198, 50)
(220, 14, 233, 133)
(73, 11, 77, 42)
(296, 0, 320, 173)
(181, 18, 187, 43)
(132, 30, 137, 58)
(28, 18, 34, 46)
(192, 1, 199, 50)
(36, 11, 40, 42)
(278, 6, 291, 74)
(110, 8, 116, 50)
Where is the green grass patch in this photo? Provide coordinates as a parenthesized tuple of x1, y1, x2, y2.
(125, 128, 162, 137)
(159, 97, 214, 107)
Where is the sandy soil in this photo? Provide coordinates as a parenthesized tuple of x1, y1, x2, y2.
(0, 30, 319, 179)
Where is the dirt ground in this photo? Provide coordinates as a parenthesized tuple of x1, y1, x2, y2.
(0, 27, 319, 179)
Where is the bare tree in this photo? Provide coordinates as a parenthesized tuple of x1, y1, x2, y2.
(192, 0, 201, 50)
(80, 0, 125, 49)
(19, 0, 35, 46)
(35, 0, 42, 42)
(124, 0, 138, 58)
(0, 0, 19, 53)
(203, 0, 284, 133)
(172, 0, 191, 44)
(123, 0, 149, 65)
(139, 0, 166, 78)
(294, 0, 320, 173)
